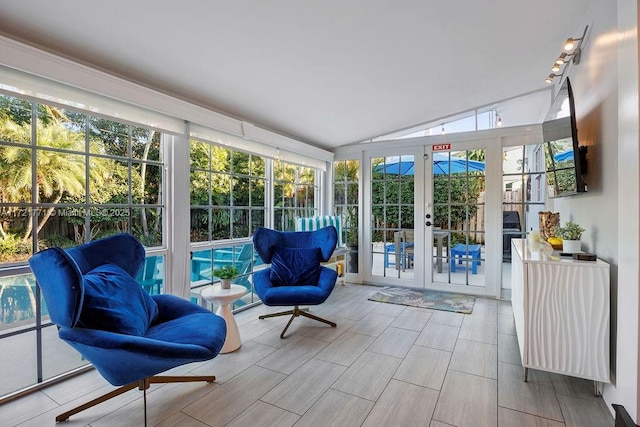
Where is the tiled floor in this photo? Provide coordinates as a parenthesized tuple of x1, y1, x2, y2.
(1, 283, 613, 426)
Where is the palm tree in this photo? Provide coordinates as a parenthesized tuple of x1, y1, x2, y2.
(0, 117, 87, 240)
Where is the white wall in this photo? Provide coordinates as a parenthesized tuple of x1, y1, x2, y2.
(548, 0, 639, 420)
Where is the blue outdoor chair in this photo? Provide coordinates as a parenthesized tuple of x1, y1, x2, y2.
(252, 226, 338, 338)
(28, 233, 227, 424)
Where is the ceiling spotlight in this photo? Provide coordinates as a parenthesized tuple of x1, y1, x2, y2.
(496, 115, 503, 127)
(551, 63, 561, 72)
(546, 73, 560, 84)
(555, 53, 569, 65)
(564, 37, 579, 51)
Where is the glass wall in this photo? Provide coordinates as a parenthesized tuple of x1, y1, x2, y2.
(0, 94, 166, 396)
(190, 142, 266, 242)
(370, 156, 415, 279)
(273, 160, 318, 231)
(432, 150, 486, 286)
(501, 144, 546, 290)
(189, 140, 268, 308)
(333, 160, 359, 273)
(188, 144, 322, 309)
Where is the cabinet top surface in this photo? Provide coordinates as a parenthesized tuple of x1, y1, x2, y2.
(511, 239, 609, 268)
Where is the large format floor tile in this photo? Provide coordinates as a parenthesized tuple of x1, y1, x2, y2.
(433, 370, 498, 427)
(181, 365, 286, 426)
(314, 331, 376, 366)
(226, 401, 299, 427)
(498, 362, 564, 422)
(366, 326, 419, 358)
(332, 351, 402, 401)
(414, 321, 460, 351)
(6, 283, 613, 427)
(295, 389, 374, 427)
(260, 358, 346, 415)
(449, 338, 497, 379)
(362, 379, 439, 426)
(255, 336, 327, 374)
(393, 345, 451, 390)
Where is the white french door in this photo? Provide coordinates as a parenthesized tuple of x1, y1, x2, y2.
(424, 141, 502, 297)
(362, 141, 500, 297)
(363, 147, 424, 288)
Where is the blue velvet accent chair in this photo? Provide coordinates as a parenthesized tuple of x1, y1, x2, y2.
(252, 226, 338, 338)
(28, 233, 227, 423)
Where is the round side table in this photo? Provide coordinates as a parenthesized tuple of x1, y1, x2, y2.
(200, 284, 248, 353)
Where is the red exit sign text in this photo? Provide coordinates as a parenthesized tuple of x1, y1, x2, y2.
(432, 144, 451, 151)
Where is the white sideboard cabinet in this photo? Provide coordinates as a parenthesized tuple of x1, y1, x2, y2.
(510, 239, 610, 385)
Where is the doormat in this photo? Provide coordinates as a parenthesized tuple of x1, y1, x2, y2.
(368, 287, 475, 314)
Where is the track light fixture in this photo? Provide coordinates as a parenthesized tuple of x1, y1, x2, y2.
(564, 34, 584, 51)
(545, 26, 588, 84)
(555, 53, 570, 65)
(546, 73, 561, 84)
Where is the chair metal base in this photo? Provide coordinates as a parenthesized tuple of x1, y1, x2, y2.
(55, 375, 215, 424)
(259, 306, 336, 338)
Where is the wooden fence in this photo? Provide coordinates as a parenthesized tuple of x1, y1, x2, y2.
(459, 188, 524, 244)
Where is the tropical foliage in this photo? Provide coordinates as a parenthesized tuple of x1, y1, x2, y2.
(369, 155, 484, 243)
(0, 96, 163, 262)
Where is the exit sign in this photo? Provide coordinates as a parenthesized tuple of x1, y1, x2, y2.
(432, 143, 451, 151)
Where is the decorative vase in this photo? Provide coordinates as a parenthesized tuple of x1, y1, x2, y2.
(562, 239, 581, 253)
(220, 278, 231, 290)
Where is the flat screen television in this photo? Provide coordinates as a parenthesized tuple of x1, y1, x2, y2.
(542, 77, 587, 198)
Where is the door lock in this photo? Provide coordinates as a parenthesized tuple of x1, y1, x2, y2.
(426, 221, 432, 227)
(426, 214, 431, 219)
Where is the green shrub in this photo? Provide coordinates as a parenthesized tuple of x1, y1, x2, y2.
(43, 234, 75, 249)
(0, 234, 32, 262)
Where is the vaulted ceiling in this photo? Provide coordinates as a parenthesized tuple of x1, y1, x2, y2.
(0, 1, 591, 149)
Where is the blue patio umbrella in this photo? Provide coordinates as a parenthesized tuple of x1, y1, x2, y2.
(553, 148, 574, 162)
(374, 153, 485, 175)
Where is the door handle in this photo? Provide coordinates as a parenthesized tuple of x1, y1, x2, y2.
(426, 221, 432, 227)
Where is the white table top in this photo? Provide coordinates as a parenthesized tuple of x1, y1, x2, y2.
(511, 238, 608, 268)
(200, 284, 248, 300)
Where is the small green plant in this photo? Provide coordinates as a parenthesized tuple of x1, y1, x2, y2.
(553, 221, 585, 240)
(212, 265, 238, 279)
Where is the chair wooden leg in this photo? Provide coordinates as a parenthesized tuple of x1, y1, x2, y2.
(55, 375, 215, 422)
(149, 375, 215, 384)
(259, 309, 295, 319)
(300, 310, 337, 327)
(56, 381, 140, 422)
(143, 381, 148, 427)
(280, 313, 297, 338)
(259, 306, 337, 339)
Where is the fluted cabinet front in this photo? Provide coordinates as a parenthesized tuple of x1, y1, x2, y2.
(511, 239, 610, 383)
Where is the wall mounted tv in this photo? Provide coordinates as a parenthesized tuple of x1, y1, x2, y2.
(542, 77, 587, 198)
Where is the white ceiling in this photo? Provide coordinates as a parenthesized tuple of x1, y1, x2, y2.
(0, 1, 590, 150)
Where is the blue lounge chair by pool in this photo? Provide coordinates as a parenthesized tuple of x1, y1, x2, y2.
(191, 244, 257, 291)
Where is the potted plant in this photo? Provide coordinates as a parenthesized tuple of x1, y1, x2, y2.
(212, 265, 238, 290)
(552, 221, 585, 253)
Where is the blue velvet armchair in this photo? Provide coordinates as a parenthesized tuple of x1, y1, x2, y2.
(28, 233, 227, 423)
(252, 226, 338, 338)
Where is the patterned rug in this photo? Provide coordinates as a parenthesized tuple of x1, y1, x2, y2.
(368, 287, 475, 314)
